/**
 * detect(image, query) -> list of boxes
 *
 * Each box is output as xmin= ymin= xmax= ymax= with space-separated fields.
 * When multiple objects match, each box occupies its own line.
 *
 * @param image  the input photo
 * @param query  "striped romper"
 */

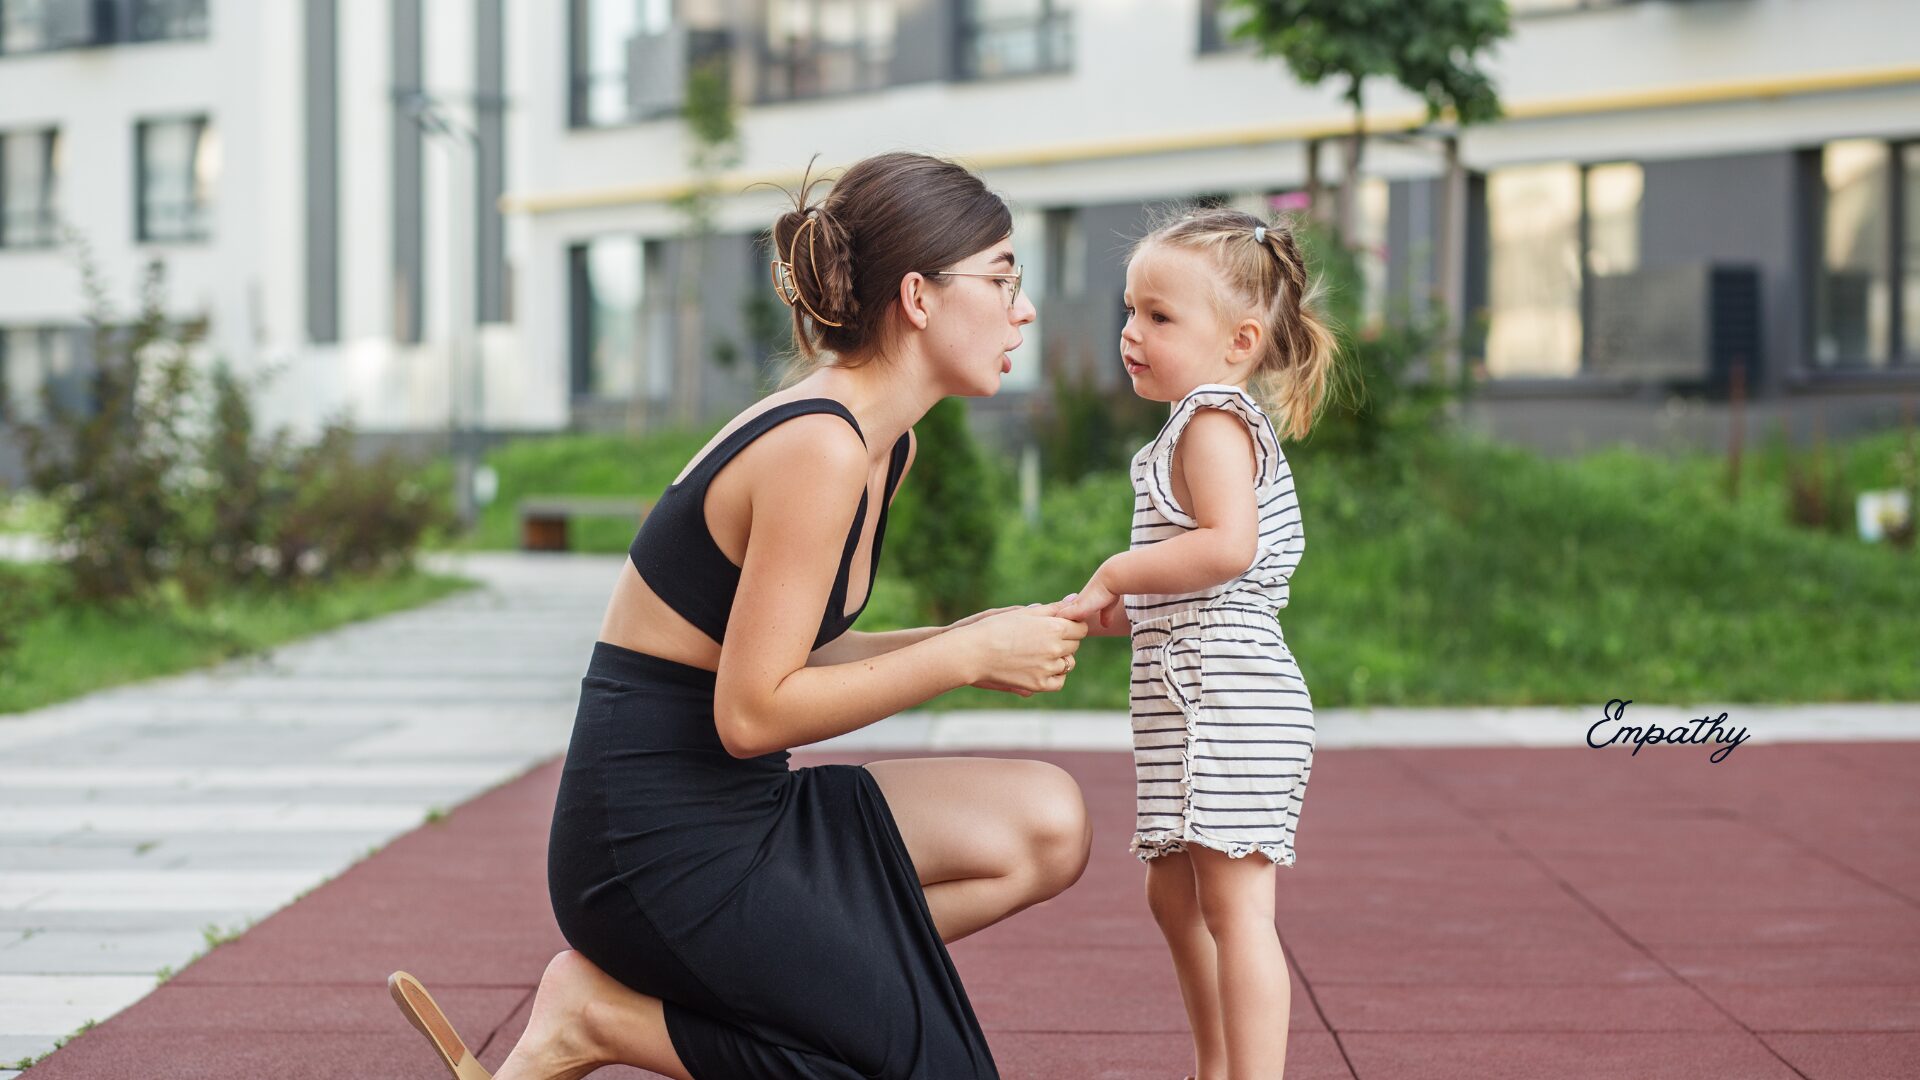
xmin=1126 ymin=383 xmax=1313 ymax=867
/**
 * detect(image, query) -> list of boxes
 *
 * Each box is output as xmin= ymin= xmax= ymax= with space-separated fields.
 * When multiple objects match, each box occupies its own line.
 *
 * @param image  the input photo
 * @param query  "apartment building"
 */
xmin=3 ymin=0 xmax=1916 ymax=477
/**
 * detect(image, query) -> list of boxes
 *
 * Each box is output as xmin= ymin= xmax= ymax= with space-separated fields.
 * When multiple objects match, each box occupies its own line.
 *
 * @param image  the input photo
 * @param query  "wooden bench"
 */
xmin=517 ymin=496 xmax=651 ymax=552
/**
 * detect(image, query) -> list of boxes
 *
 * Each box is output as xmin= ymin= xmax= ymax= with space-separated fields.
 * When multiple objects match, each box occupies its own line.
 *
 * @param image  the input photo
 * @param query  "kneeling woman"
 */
xmin=388 ymin=151 xmax=1092 ymax=1080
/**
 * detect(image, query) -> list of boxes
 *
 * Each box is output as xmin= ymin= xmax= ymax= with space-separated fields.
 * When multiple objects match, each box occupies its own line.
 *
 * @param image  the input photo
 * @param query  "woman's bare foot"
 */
xmin=490 ymin=948 xmax=691 ymax=1080
xmin=490 ymin=951 xmax=619 ymax=1080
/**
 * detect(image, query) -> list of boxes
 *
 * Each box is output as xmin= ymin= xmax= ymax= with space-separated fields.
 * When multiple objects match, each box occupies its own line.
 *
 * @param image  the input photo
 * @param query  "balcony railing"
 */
xmin=0 ymin=206 xmax=59 ymax=248
xmin=959 ymin=7 xmax=1072 ymax=80
xmin=0 ymin=0 xmax=206 ymax=56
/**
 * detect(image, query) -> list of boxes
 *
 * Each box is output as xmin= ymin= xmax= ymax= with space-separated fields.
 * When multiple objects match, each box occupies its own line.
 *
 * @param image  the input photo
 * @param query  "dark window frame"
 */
xmin=127 ymin=0 xmax=208 ymax=44
xmin=134 ymin=113 xmax=213 ymax=245
xmin=957 ymin=0 xmax=1073 ymax=82
xmin=0 ymin=0 xmax=208 ymax=57
xmin=569 ymin=233 xmax=666 ymax=403
xmin=0 ymin=126 xmax=59 ymax=250
xmin=755 ymin=0 xmax=896 ymax=105
xmin=1197 ymin=0 xmax=1253 ymax=55
xmin=1810 ymin=136 xmax=1916 ymax=373
xmin=1475 ymin=158 xmax=1648 ymax=385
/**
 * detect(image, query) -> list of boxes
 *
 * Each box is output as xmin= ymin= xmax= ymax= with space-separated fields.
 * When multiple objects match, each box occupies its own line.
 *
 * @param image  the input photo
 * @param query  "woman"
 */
xmin=389 ymin=151 xmax=1091 ymax=1080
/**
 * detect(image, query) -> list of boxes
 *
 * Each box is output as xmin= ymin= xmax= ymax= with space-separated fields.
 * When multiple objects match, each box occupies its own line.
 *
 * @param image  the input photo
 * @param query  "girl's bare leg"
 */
xmin=1190 ymin=845 xmax=1289 ymax=1080
xmin=491 ymin=949 xmax=691 ymax=1080
xmin=862 ymin=757 xmax=1093 ymax=942
xmin=1146 ymin=850 xmax=1231 ymax=1080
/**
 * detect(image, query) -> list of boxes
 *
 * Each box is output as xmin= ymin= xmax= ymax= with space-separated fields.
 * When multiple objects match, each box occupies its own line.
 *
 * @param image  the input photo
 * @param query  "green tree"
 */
xmin=887 ymin=399 xmax=997 ymax=623
xmin=1228 ymin=0 xmax=1510 ymax=242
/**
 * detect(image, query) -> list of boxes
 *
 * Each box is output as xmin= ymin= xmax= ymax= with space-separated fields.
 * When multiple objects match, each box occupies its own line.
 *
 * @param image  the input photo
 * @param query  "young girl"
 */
xmin=1056 ymin=207 xmax=1336 ymax=1080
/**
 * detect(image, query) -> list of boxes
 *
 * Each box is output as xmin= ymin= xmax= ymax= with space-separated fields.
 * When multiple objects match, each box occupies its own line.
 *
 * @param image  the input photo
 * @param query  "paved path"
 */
xmin=0 ymin=553 xmax=619 ymax=1071
xmin=4 ymin=551 xmax=1917 ymax=1076
xmin=19 ymin=741 xmax=1920 ymax=1079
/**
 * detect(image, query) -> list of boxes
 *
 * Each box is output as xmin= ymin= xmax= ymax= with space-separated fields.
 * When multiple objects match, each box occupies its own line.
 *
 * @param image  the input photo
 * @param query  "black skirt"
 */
xmin=547 ymin=641 xmax=1000 ymax=1079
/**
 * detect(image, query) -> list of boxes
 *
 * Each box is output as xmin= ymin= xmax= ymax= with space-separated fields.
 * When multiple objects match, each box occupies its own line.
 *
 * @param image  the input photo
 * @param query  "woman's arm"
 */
xmin=805 ymin=626 xmax=946 ymax=666
xmin=804 ymin=602 xmax=1033 ymax=666
xmin=712 ymin=419 xmax=1082 ymax=758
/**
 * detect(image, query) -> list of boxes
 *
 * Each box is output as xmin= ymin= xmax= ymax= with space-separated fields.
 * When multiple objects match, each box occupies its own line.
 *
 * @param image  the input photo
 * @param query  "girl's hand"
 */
xmin=951 ymin=605 xmax=1087 ymax=694
xmin=1055 ymin=570 xmax=1124 ymax=632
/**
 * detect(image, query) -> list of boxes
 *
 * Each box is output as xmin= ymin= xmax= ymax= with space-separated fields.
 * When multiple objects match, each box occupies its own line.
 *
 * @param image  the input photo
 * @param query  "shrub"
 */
xmin=19 ymin=247 xmax=447 ymax=604
xmin=885 ymin=398 xmax=999 ymax=622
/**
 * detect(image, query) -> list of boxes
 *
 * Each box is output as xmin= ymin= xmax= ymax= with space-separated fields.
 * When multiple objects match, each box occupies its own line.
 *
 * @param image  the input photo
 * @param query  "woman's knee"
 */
xmin=1017 ymin=761 xmax=1091 ymax=897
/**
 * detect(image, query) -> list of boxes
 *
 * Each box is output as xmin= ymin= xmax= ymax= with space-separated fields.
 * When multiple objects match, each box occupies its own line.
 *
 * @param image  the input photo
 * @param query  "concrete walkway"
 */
xmin=0 ymin=553 xmax=618 ymax=1072
xmin=3 ymin=551 xmax=1916 ymax=1076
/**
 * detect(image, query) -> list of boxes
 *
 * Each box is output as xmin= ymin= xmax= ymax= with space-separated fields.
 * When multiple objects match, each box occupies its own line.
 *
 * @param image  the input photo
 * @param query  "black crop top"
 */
xmin=628 ymin=398 xmax=911 ymax=652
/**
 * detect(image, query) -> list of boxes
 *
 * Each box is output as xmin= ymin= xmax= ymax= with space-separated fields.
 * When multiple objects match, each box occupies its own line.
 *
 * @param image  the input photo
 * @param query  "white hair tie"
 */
xmin=1253 ymin=225 xmax=1267 ymax=244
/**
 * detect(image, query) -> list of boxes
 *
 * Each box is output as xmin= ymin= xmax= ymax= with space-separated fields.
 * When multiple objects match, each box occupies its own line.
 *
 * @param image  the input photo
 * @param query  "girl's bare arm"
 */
xmin=1097 ymin=407 xmax=1261 ymax=597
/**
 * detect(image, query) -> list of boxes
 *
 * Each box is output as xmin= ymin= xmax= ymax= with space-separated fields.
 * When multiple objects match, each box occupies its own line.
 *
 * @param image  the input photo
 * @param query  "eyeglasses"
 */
xmin=923 ymin=265 xmax=1024 ymax=311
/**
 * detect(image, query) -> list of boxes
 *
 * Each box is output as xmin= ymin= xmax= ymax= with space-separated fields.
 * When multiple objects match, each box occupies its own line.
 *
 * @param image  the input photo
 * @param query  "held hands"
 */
xmin=1054 ymin=562 xmax=1128 ymax=634
xmin=950 ymin=601 xmax=1087 ymax=697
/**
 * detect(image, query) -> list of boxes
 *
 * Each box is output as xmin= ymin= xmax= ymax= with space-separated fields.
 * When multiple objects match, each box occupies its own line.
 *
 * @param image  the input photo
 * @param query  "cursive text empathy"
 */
xmin=1587 ymin=698 xmax=1749 ymax=763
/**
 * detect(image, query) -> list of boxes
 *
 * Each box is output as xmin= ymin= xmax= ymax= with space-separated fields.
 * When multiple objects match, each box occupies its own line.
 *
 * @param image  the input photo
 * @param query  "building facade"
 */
xmin=0 ymin=0 xmax=522 ymax=482
xmin=3 ymin=0 xmax=1917 ymax=481
xmin=515 ymin=0 xmax=1920 ymax=453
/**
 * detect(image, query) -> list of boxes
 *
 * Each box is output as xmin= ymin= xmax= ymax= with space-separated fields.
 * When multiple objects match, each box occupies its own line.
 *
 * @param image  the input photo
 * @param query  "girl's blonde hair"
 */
xmin=1133 ymin=207 xmax=1340 ymax=441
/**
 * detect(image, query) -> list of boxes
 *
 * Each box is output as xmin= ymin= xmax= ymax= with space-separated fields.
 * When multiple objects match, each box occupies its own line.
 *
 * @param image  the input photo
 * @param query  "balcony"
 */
xmin=0 ymin=0 xmax=207 ymax=57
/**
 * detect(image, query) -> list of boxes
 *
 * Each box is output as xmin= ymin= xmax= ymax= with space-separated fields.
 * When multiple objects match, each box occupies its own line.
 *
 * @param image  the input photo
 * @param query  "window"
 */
xmin=129 ymin=0 xmax=208 ymax=43
xmin=0 ymin=127 xmax=58 ymax=249
xmin=1197 ymin=0 xmax=1252 ymax=54
xmin=1043 ymin=206 xmax=1084 ymax=298
xmin=570 ymin=0 xmax=664 ymax=127
xmin=568 ymin=0 xmax=732 ymax=127
xmin=0 ymin=0 xmax=51 ymax=53
xmin=960 ymin=0 xmax=1071 ymax=80
xmin=136 ymin=116 xmax=217 ymax=243
xmin=760 ymin=0 xmax=894 ymax=101
xmin=0 ymin=325 xmax=75 ymax=424
xmin=0 ymin=0 xmax=207 ymax=54
xmin=1813 ymin=139 xmax=1916 ymax=370
xmin=569 ymin=235 xmax=670 ymax=400
xmin=1585 ymin=162 xmax=1642 ymax=277
xmin=1351 ymin=178 xmax=1391 ymax=332
xmin=1509 ymin=0 xmax=1629 ymax=13
xmin=1483 ymin=160 xmax=1643 ymax=377
xmin=1906 ymin=143 xmax=1920 ymax=364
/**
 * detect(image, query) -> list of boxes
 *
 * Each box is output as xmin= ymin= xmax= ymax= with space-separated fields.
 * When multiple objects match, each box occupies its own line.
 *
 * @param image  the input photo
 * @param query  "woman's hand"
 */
xmin=951 ymin=603 xmax=1088 ymax=695
xmin=944 ymin=604 xmax=1029 ymax=632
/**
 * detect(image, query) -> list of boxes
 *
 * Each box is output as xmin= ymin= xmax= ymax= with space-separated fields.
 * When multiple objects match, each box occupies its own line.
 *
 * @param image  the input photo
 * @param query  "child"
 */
xmin=1056 ymin=207 xmax=1336 ymax=1080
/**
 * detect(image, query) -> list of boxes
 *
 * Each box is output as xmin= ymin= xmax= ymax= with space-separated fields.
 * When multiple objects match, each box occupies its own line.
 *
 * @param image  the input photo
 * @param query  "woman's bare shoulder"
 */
xmin=732 ymin=411 xmax=870 ymax=502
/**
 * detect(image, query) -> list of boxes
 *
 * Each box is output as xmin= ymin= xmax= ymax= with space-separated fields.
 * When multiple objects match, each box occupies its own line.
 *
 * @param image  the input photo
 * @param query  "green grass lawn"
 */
xmin=0 ymin=492 xmax=58 ymax=537
xmin=420 ymin=427 xmax=725 ymax=553
xmin=0 ymin=564 xmax=476 ymax=715
xmin=410 ymin=423 xmax=1918 ymax=708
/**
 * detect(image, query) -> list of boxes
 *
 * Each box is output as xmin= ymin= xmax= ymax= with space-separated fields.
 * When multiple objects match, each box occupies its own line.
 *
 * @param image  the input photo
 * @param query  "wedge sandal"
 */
xmin=389 ymin=970 xmax=493 ymax=1080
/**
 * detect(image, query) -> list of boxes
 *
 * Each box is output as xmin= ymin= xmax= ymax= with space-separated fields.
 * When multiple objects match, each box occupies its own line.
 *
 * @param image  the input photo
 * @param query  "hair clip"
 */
xmin=768 ymin=213 xmax=844 ymax=328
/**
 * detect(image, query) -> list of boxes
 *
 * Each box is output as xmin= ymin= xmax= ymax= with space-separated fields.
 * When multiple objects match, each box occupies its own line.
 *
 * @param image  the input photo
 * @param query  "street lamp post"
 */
xmin=398 ymin=90 xmax=483 ymax=532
